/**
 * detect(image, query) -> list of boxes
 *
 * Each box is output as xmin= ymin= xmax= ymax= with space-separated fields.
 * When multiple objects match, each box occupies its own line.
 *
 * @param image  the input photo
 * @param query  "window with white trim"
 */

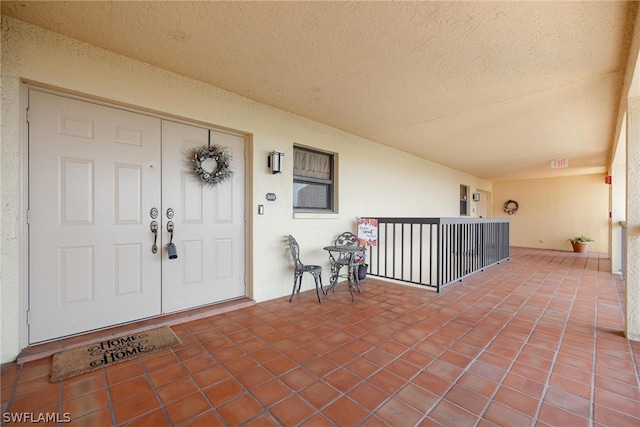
xmin=460 ymin=184 xmax=470 ymax=216
xmin=293 ymin=146 xmax=334 ymax=211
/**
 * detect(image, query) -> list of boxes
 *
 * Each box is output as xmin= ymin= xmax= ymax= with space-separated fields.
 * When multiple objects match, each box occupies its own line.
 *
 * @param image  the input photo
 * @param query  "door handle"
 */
xmin=167 ymin=221 xmax=174 ymax=244
xmin=150 ymin=221 xmax=158 ymax=254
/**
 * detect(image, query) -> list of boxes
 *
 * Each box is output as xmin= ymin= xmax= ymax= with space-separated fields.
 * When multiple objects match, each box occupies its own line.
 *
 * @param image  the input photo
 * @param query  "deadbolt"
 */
xmin=166 ymin=208 xmax=174 ymax=219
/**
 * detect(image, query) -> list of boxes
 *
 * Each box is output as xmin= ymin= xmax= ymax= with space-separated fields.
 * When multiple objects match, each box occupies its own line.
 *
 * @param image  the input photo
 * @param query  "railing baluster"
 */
xmin=418 ymin=224 xmax=423 ymax=284
xmin=401 ymin=223 xmax=405 ymax=281
xmin=392 ymin=223 xmax=396 ymax=279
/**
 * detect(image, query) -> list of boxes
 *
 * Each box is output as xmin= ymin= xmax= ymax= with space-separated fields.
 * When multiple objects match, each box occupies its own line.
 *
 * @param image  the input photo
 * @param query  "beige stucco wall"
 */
xmin=627 ymin=97 xmax=640 ymax=340
xmin=1 ymin=17 xmax=492 ymax=363
xmin=493 ymin=174 xmax=609 ymax=253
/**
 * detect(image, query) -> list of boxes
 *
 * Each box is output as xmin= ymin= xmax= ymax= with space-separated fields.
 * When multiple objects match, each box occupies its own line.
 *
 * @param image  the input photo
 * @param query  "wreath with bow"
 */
xmin=503 ymin=200 xmax=519 ymax=215
xmin=188 ymin=144 xmax=234 ymax=186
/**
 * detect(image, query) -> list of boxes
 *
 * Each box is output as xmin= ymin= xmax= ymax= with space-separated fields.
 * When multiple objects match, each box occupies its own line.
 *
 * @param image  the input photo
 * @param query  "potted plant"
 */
xmin=568 ymin=235 xmax=593 ymax=253
xmin=354 ymin=253 xmax=368 ymax=281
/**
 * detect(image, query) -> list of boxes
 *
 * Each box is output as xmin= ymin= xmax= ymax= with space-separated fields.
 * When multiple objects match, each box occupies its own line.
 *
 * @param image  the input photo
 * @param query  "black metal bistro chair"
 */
xmin=288 ymin=235 xmax=323 ymax=303
xmin=326 ymin=232 xmax=363 ymax=296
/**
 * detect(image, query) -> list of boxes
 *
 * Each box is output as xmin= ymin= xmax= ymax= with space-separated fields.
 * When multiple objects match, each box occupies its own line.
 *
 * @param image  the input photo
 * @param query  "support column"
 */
xmin=626 ymin=96 xmax=640 ymax=341
xmin=610 ymin=133 xmax=626 ymax=274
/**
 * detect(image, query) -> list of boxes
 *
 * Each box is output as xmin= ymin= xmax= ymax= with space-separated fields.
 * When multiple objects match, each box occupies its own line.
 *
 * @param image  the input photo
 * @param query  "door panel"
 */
xmin=28 ymin=90 xmax=162 ymax=343
xmin=477 ymin=189 xmax=491 ymax=218
xmin=161 ymin=121 xmax=246 ymax=313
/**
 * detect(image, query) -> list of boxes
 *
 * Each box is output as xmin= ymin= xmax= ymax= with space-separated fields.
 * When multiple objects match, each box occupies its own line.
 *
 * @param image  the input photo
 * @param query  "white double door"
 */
xmin=28 ymin=90 xmax=245 ymax=343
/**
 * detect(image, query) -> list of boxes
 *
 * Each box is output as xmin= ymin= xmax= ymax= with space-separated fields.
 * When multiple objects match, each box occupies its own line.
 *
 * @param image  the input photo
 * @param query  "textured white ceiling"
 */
xmin=2 ymin=1 xmax=637 ymax=181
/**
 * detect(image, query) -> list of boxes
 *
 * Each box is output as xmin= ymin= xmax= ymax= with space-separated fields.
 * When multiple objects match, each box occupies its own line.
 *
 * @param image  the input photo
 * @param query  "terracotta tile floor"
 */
xmin=2 ymin=247 xmax=639 ymax=426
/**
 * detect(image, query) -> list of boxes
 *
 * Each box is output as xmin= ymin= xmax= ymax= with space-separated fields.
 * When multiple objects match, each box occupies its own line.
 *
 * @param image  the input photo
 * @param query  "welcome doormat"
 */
xmin=50 ymin=326 xmax=181 ymax=382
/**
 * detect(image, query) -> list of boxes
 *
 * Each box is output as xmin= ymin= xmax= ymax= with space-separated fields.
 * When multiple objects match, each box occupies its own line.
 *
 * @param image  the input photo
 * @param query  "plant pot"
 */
xmin=571 ymin=242 xmax=589 ymax=253
xmin=357 ymin=264 xmax=368 ymax=281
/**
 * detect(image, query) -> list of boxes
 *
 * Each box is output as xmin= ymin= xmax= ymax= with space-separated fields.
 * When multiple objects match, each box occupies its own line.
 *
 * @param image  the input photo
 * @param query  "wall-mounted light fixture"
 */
xmin=472 ymin=193 xmax=481 ymax=202
xmin=268 ymin=150 xmax=284 ymax=174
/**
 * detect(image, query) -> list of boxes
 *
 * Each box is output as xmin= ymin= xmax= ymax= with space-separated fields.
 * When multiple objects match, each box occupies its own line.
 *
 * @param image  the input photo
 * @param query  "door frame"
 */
xmin=21 ymin=84 xmax=253 ymax=344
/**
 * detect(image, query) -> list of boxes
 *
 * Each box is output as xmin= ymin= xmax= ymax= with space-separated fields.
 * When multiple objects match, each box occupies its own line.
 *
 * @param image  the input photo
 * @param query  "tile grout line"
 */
xmin=610 ymin=268 xmax=640 ymax=395
xmin=236 ymin=287 xmax=432 ymax=426
xmin=341 ymin=264 xmax=539 ymax=425
xmin=353 ymin=275 xmax=502 ymax=425
xmin=529 ymin=259 xmax=590 ymax=426
xmin=588 ymin=264 xmax=602 ymax=427
xmin=56 ymin=376 xmax=63 ymax=426
xmin=4 ymin=249 xmax=636 ymax=426
xmin=353 ymin=269 xmax=511 ymax=424
xmin=177 ymin=316 xmax=282 ymax=426
xmin=2 ymin=363 xmax=23 ymax=417
xmin=139 ymin=354 xmax=174 ymax=427
xmin=101 ymin=367 xmax=118 ymax=426
xmin=466 ymin=263 xmax=567 ymax=426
